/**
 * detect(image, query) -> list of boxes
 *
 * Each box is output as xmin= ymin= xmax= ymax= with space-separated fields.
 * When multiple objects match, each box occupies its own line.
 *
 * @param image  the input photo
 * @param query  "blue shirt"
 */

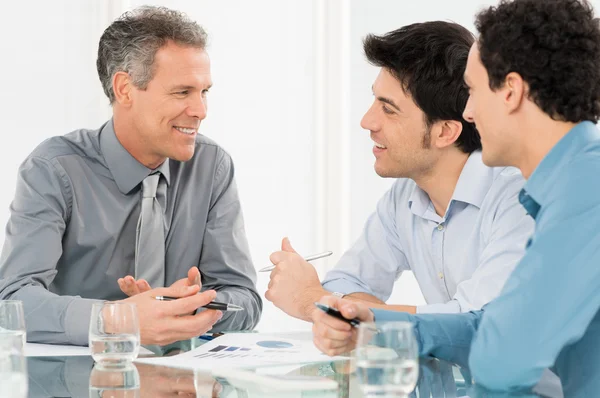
xmin=372 ymin=121 xmax=600 ymax=395
xmin=323 ymin=151 xmax=533 ymax=313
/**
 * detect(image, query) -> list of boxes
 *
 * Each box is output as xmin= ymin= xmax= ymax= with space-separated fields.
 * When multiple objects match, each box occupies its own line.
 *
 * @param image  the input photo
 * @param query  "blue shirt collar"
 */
xmin=523 ymin=121 xmax=600 ymax=214
xmin=408 ymin=150 xmax=492 ymax=219
xmin=100 ymin=119 xmax=171 ymax=195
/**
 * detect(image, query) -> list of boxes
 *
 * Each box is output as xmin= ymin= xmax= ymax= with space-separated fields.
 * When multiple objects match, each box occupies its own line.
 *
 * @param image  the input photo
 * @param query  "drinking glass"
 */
xmin=89 ymin=302 xmax=140 ymax=368
xmin=354 ymin=321 xmax=419 ymax=397
xmin=0 ymin=300 xmax=26 ymax=349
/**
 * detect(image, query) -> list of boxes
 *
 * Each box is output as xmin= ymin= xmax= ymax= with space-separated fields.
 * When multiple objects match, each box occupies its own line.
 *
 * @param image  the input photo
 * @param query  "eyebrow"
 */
xmin=170 ymin=84 xmax=213 ymax=91
xmin=372 ymin=86 xmax=401 ymax=111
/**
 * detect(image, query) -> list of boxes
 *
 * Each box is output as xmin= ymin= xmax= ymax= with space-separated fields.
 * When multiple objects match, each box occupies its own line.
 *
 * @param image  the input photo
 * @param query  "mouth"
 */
xmin=373 ymin=140 xmax=387 ymax=154
xmin=173 ymin=126 xmax=198 ymax=136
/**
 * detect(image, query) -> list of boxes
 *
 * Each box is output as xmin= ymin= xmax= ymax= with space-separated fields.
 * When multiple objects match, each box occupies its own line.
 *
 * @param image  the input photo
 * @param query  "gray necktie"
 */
xmin=135 ymin=172 xmax=166 ymax=287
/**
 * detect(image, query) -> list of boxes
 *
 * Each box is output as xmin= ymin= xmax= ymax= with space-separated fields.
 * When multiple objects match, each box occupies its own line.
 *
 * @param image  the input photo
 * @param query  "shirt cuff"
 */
xmin=416 ymin=300 xmax=461 ymax=314
xmin=64 ymin=297 xmax=101 ymax=346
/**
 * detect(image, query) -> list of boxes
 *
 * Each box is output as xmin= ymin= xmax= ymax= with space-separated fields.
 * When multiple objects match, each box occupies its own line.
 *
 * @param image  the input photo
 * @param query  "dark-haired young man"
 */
xmin=313 ymin=0 xmax=600 ymax=394
xmin=266 ymin=21 xmax=533 ymax=321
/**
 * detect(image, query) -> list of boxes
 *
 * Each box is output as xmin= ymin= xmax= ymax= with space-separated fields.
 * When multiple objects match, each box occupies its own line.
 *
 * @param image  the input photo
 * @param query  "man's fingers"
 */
xmin=313 ymin=308 xmax=353 ymax=332
xmin=281 ymin=237 xmax=297 ymax=253
xmin=187 ymin=267 xmax=201 ymax=288
xmin=313 ymin=320 xmax=352 ymax=342
xmin=172 ymin=309 xmax=223 ymax=336
xmin=163 ymin=290 xmax=217 ymax=315
xmin=152 ymin=284 xmax=200 ymax=298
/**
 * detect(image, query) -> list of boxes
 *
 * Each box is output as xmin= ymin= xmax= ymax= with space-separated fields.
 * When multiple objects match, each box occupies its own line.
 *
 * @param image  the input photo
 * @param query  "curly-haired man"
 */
xmin=312 ymin=0 xmax=600 ymax=394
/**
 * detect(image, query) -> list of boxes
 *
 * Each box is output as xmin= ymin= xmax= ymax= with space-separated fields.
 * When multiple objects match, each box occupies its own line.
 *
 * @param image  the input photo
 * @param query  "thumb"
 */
xmin=281 ymin=237 xmax=296 ymax=253
xmin=188 ymin=267 xmax=202 ymax=288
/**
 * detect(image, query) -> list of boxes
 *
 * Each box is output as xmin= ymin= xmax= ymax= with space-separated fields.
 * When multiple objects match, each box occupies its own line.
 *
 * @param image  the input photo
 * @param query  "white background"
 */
xmin=2 ymin=0 xmax=594 ymax=332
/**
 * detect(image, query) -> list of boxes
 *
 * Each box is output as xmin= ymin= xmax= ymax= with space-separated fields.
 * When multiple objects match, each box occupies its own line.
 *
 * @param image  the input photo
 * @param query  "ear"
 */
xmin=504 ymin=72 xmax=526 ymax=113
xmin=112 ymin=71 xmax=133 ymax=107
xmin=433 ymin=120 xmax=463 ymax=149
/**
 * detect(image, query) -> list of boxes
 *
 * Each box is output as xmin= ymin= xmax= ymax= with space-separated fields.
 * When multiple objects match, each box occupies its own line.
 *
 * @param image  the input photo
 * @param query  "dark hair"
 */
xmin=364 ymin=21 xmax=481 ymax=153
xmin=475 ymin=0 xmax=600 ymax=123
xmin=97 ymin=6 xmax=208 ymax=103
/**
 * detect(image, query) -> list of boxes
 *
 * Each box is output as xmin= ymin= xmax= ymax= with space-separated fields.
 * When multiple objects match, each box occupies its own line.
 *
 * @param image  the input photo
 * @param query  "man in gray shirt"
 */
xmin=0 ymin=6 xmax=261 ymax=346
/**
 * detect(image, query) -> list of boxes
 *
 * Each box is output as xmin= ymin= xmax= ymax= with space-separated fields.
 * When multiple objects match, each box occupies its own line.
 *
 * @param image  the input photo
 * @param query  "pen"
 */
xmin=258 ymin=250 xmax=333 ymax=272
xmin=151 ymin=297 xmax=244 ymax=312
xmin=314 ymin=302 xmax=361 ymax=327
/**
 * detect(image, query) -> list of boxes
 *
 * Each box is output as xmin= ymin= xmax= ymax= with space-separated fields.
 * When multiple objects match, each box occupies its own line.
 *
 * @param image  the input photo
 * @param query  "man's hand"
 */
xmin=118 ymin=284 xmax=222 ymax=346
xmin=265 ymin=237 xmax=328 ymax=321
xmin=312 ymin=295 xmax=374 ymax=356
xmin=118 ymin=267 xmax=201 ymax=297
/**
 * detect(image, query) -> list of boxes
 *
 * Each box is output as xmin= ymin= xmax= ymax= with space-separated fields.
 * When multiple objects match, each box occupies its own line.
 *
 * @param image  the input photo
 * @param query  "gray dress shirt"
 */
xmin=0 ymin=120 xmax=262 ymax=345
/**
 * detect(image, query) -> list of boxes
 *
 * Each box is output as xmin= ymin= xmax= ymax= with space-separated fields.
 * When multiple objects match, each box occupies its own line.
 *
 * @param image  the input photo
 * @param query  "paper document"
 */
xmin=25 ymin=343 xmax=154 ymax=357
xmin=135 ymin=333 xmax=346 ymax=370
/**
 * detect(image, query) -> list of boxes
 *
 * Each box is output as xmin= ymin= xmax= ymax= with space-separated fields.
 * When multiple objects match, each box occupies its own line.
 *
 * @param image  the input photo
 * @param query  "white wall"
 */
xmin=3 ymin=0 xmax=599 ymax=332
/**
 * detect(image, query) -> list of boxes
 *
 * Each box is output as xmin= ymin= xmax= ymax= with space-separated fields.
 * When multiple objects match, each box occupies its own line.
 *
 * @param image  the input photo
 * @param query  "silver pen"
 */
xmin=258 ymin=251 xmax=333 ymax=272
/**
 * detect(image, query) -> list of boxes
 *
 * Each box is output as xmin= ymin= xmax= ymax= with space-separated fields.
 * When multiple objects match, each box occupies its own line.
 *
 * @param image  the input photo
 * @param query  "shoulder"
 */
xmin=28 ymin=127 xmax=101 ymax=164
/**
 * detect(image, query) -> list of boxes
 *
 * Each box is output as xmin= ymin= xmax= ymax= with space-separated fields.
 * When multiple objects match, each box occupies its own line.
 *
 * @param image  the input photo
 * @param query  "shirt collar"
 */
xmin=524 ymin=121 xmax=600 ymax=209
xmin=100 ymin=119 xmax=171 ymax=195
xmin=408 ymin=150 xmax=492 ymax=218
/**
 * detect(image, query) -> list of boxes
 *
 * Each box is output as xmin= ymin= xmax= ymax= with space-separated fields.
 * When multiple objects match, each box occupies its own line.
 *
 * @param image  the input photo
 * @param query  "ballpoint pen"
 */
xmin=258 ymin=250 xmax=333 ymax=272
xmin=151 ymin=297 xmax=244 ymax=312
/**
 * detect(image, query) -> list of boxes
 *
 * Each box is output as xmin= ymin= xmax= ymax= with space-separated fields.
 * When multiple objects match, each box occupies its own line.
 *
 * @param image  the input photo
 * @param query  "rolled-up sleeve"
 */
xmin=199 ymin=150 xmax=262 ymax=331
xmin=0 ymin=156 xmax=100 ymax=345
xmin=322 ymin=183 xmax=409 ymax=301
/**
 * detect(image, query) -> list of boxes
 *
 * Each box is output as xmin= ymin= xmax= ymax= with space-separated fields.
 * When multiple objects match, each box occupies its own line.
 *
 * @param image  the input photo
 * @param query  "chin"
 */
xmin=170 ymin=149 xmax=196 ymax=162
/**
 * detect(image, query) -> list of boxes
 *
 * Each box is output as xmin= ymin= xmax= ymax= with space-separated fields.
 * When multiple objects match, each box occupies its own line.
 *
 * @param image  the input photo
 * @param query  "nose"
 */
xmin=463 ymin=96 xmax=474 ymax=123
xmin=360 ymin=102 xmax=380 ymax=132
xmin=187 ymin=93 xmax=208 ymax=120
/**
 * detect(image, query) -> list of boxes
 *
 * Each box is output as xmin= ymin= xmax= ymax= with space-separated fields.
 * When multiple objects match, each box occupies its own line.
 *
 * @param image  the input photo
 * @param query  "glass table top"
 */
xmin=23 ymin=334 xmax=561 ymax=398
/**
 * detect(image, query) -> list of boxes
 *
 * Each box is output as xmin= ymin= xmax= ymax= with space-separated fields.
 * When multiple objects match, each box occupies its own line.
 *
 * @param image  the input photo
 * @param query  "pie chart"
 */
xmin=256 ymin=340 xmax=294 ymax=349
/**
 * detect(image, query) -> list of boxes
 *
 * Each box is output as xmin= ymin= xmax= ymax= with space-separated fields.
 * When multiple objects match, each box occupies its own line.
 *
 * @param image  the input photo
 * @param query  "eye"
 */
xmin=201 ymin=88 xmax=210 ymax=96
xmin=174 ymin=90 xmax=189 ymax=96
xmin=382 ymin=105 xmax=394 ymax=115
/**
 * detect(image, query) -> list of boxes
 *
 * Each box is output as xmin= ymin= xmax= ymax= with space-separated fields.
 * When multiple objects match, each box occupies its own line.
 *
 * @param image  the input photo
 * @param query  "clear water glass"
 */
xmin=89 ymin=362 xmax=140 ymax=397
xmin=0 ymin=331 xmax=28 ymax=398
xmin=0 ymin=300 xmax=26 ymax=349
xmin=354 ymin=321 xmax=419 ymax=397
xmin=89 ymin=302 xmax=140 ymax=368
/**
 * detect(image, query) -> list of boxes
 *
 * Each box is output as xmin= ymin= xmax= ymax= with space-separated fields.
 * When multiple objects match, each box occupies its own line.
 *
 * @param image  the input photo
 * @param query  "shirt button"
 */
xmin=438 ymin=272 xmax=444 ymax=279
xmin=437 ymin=224 xmax=445 ymax=231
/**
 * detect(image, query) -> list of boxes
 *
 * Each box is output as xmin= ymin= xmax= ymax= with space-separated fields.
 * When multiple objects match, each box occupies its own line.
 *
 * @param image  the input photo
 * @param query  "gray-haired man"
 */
xmin=0 ymin=6 xmax=262 ymax=346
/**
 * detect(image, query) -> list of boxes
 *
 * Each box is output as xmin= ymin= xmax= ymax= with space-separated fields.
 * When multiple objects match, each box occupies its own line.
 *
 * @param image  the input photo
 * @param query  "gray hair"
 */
xmin=97 ymin=6 xmax=208 ymax=103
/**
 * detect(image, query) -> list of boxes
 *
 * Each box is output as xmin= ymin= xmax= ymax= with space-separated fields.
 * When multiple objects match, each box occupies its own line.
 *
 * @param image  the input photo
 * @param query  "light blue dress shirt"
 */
xmin=322 ymin=151 xmax=534 ymax=313
xmin=371 ymin=121 xmax=600 ymax=396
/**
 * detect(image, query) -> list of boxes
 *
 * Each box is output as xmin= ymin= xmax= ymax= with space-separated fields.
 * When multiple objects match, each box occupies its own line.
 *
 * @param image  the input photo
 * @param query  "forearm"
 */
xmin=5 ymin=284 xmax=99 ymax=345
xmin=372 ymin=309 xmax=482 ymax=369
xmin=344 ymin=292 xmax=417 ymax=314
xmin=345 ymin=292 xmax=417 ymax=314
xmin=210 ymin=286 xmax=263 ymax=331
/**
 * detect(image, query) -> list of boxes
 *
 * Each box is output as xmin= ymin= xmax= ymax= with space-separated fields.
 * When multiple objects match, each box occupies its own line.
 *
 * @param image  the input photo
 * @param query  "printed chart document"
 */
xmin=135 ymin=333 xmax=346 ymax=370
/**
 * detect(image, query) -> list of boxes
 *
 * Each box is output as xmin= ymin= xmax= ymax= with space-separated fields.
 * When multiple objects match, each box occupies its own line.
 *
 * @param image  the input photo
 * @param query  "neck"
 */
xmin=414 ymin=149 xmax=470 ymax=217
xmin=113 ymin=112 xmax=166 ymax=169
xmin=514 ymin=118 xmax=577 ymax=179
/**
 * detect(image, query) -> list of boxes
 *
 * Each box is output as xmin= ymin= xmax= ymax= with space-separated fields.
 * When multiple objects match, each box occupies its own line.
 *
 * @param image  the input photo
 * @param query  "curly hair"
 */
xmin=363 ymin=21 xmax=481 ymax=154
xmin=475 ymin=0 xmax=600 ymax=123
xmin=97 ymin=6 xmax=207 ymax=103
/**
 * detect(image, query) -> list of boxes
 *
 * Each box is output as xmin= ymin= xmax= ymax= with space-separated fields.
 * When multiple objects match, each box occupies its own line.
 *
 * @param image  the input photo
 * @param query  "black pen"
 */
xmin=152 ymin=296 xmax=244 ymax=312
xmin=314 ymin=302 xmax=361 ymax=327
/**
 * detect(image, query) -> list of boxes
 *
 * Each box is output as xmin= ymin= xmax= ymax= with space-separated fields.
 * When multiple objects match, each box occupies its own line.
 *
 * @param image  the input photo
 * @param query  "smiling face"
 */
xmin=121 ymin=41 xmax=212 ymax=168
xmin=462 ymin=44 xmax=514 ymax=167
xmin=361 ymin=68 xmax=438 ymax=178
